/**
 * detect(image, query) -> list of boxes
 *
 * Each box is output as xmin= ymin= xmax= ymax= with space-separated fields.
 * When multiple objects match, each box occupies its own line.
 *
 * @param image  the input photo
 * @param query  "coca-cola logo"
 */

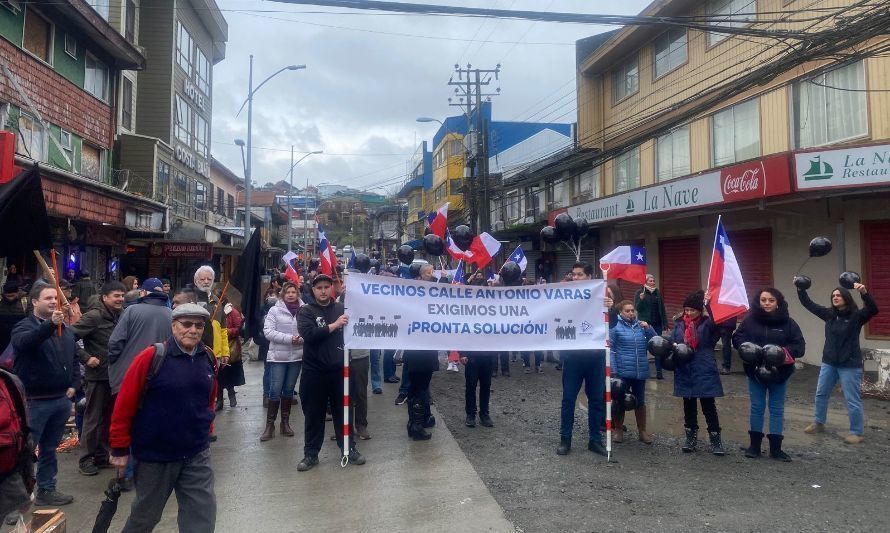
xmin=722 ymin=167 xmax=763 ymax=197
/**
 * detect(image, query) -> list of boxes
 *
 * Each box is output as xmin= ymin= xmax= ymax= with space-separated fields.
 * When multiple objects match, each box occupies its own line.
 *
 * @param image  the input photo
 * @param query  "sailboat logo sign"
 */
xmin=795 ymin=144 xmax=890 ymax=190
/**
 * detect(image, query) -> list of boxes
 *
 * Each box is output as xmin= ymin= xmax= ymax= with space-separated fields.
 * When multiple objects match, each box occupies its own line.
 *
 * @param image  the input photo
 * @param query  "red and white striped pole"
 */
xmin=342 ymin=348 xmax=351 ymax=467
xmin=601 ymin=267 xmax=612 ymax=462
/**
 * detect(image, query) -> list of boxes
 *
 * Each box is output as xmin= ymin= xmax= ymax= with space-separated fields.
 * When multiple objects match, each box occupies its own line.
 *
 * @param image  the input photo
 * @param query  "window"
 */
xmin=450 ymin=139 xmax=462 ymax=157
xmin=206 ymin=183 xmax=214 ymax=212
xmin=174 ymin=172 xmax=188 ymax=203
xmin=64 ymin=33 xmax=77 ymax=58
xmin=434 ymin=147 xmax=446 ymax=168
xmin=653 ymin=28 xmax=687 ymax=79
xmin=176 ymin=22 xmax=193 ymax=75
xmin=195 ymin=114 xmax=208 ymax=157
xmin=156 ymin=161 xmax=171 ymax=200
xmin=449 ymin=178 xmax=462 ymax=195
xmin=85 ymin=54 xmax=109 ymax=102
xmin=59 ymin=130 xmax=73 ymax=161
xmin=175 ymin=95 xmax=193 ymax=145
xmin=217 ymin=188 xmax=225 ymax=215
xmin=87 ymin=0 xmax=109 ymax=20
xmin=572 ymin=166 xmax=599 ymax=202
xmin=80 ymin=144 xmax=102 ymax=181
xmin=195 ymin=181 xmax=206 ymax=210
xmin=196 ymin=48 xmax=210 ymax=95
xmin=121 ymin=78 xmax=134 ymax=131
xmin=227 ymin=193 xmax=235 ymax=218
xmin=707 ymin=0 xmax=756 ymax=47
xmin=16 ymin=114 xmax=46 ymax=161
xmin=550 ymin=179 xmax=569 ymax=209
xmin=612 ymin=56 xmax=639 ymax=103
xmin=792 ymin=61 xmax=867 ymax=149
xmin=23 ymin=8 xmax=52 ymax=63
xmin=657 ymin=126 xmax=690 ymax=181
xmin=434 ymin=184 xmax=445 ymax=202
xmin=125 ymin=0 xmax=137 ymax=44
xmin=504 ymin=192 xmax=520 ymax=222
xmin=712 ymin=99 xmax=760 ymax=166
xmin=613 ymin=148 xmax=641 ymax=192
xmin=525 ymin=187 xmax=542 ymax=217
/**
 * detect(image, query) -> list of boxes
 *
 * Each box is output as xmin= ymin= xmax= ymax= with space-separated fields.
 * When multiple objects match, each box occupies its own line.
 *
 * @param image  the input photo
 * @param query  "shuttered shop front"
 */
xmin=728 ymin=228 xmax=773 ymax=293
xmin=659 ymin=237 xmax=701 ymax=320
xmin=863 ymin=220 xmax=890 ymax=337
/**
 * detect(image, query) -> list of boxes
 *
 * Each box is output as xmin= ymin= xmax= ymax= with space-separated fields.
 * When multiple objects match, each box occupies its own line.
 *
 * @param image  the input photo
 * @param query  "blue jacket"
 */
xmin=671 ymin=317 xmax=724 ymax=398
xmin=11 ymin=315 xmax=80 ymax=399
xmin=609 ymin=318 xmax=656 ymax=380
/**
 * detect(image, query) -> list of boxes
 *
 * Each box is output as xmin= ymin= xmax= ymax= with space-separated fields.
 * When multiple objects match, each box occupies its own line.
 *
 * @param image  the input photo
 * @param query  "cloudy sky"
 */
xmin=211 ymin=0 xmax=651 ymax=194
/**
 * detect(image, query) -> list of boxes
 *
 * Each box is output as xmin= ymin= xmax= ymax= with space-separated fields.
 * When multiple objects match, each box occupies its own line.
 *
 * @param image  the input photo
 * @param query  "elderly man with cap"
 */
xmin=110 ymin=303 xmax=219 ymax=532
xmin=296 ymin=273 xmax=365 ymax=471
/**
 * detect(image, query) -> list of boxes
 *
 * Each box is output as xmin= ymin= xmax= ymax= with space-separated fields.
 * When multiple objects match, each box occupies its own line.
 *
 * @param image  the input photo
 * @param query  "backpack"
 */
xmin=0 ymin=369 xmax=35 ymax=492
xmin=139 ymin=342 xmax=218 ymax=409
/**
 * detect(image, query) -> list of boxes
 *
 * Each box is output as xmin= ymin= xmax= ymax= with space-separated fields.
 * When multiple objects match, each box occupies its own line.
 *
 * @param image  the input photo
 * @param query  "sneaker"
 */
xmin=384 ymin=377 xmax=400 ymax=383
xmin=79 ymin=459 xmax=99 ymax=476
xmin=479 ymin=414 xmax=494 ymax=427
xmin=465 ymin=415 xmax=476 ymax=427
xmin=395 ymin=393 xmax=408 ymax=405
xmin=35 ymin=489 xmax=74 ymax=506
xmin=524 ymin=367 xmax=531 ymax=374
xmin=720 ymin=367 xmax=731 ymax=375
xmin=804 ymin=422 xmax=825 ymax=434
xmin=844 ymin=434 xmax=864 ymax=444
xmin=537 ymin=367 xmax=544 ymax=374
xmin=372 ymin=388 xmax=383 ymax=395
xmin=297 ymin=456 xmax=319 ymax=472
xmin=348 ymin=448 xmax=366 ymax=465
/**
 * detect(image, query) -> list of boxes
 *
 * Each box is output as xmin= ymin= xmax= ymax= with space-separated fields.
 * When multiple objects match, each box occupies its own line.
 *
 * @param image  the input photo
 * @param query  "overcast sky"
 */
xmin=211 ymin=0 xmax=652 ymax=194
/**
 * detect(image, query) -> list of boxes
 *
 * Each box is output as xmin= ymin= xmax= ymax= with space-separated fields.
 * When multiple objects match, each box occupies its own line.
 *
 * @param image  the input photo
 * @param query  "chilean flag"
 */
xmin=451 ymin=259 xmax=465 ymax=285
xmin=317 ymin=224 xmax=336 ymax=276
xmin=599 ymin=246 xmax=647 ymax=284
xmin=445 ymin=228 xmax=472 ymax=261
xmin=467 ymin=232 xmax=501 ymax=269
xmin=427 ymin=202 xmax=449 ymax=239
xmin=509 ymin=245 xmax=528 ymax=273
xmin=707 ymin=217 xmax=749 ymax=323
xmin=282 ymin=251 xmax=301 ymax=285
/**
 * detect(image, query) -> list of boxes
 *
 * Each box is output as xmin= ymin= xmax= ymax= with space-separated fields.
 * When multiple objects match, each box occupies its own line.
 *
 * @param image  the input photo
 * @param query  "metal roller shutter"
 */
xmin=863 ymin=220 xmax=890 ymax=337
xmin=728 ymin=228 xmax=773 ymax=295
xmin=659 ymin=237 xmax=701 ymax=320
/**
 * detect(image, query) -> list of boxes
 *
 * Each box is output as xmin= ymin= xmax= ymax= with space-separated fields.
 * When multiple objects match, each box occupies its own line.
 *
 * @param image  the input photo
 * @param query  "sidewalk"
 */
xmin=37 ymin=361 xmax=515 ymax=533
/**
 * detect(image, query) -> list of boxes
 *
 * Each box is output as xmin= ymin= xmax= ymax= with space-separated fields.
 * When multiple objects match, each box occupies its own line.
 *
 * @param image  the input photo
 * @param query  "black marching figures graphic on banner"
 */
xmin=353 ymin=315 xmax=401 ymax=338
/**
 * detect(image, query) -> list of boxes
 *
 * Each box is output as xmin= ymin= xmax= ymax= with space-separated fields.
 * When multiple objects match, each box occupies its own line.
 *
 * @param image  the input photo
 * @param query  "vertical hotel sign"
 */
xmin=795 ymin=143 xmax=890 ymax=190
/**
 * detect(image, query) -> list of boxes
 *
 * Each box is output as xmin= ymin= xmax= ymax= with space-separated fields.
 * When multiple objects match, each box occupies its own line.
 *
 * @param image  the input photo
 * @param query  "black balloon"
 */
xmin=793 ymin=275 xmax=812 ymax=291
xmin=409 ymin=262 xmax=422 ymax=279
xmin=573 ymin=218 xmax=589 ymax=241
xmin=755 ymin=365 xmax=779 ymax=384
xmin=839 ymin=271 xmax=861 ymax=290
xmin=674 ymin=343 xmax=694 ymax=364
xmin=762 ymin=344 xmax=785 ymax=367
xmin=353 ymin=253 xmax=371 ymax=273
xmin=809 ymin=236 xmax=832 ymax=257
xmin=622 ymin=393 xmax=638 ymax=411
xmin=738 ymin=342 xmax=763 ymax=365
xmin=388 ymin=265 xmax=400 ymax=276
xmin=611 ymin=378 xmax=628 ymax=398
xmin=553 ymin=213 xmax=576 ymax=240
xmin=370 ymin=250 xmax=381 ymax=260
xmin=452 ymin=225 xmax=474 ymax=250
xmin=500 ymin=261 xmax=522 ymax=284
xmin=368 ymin=259 xmax=380 ymax=273
xmin=540 ymin=225 xmax=560 ymax=244
xmin=661 ymin=353 xmax=677 ymax=371
xmin=397 ymin=244 xmax=415 ymax=265
xmin=422 ymin=234 xmax=445 ymax=256
xmin=647 ymin=336 xmax=674 ymax=359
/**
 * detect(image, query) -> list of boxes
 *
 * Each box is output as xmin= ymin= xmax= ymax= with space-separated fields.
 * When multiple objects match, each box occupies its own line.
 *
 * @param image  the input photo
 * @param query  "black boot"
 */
xmin=708 ymin=431 xmax=725 ymax=456
xmin=407 ymin=402 xmax=431 ymax=441
xmin=556 ymin=437 xmax=571 ymax=456
xmin=215 ymin=388 xmax=224 ymax=411
xmin=228 ymin=388 xmax=237 ymax=408
xmin=682 ymin=427 xmax=697 ymax=453
xmin=767 ymin=434 xmax=791 ymax=462
xmin=744 ymin=431 xmax=763 ymax=458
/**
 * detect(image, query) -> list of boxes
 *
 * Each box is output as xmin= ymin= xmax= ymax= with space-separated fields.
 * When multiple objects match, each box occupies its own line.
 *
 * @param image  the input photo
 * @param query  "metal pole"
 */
xmin=288 ymin=145 xmax=294 ymax=252
xmin=305 ymin=174 xmax=310 ymax=270
xmin=244 ymin=55 xmax=254 ymax=244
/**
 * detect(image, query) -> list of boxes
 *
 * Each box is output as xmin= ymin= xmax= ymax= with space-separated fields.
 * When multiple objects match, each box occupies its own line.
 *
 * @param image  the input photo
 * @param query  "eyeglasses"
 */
xmin=176 ymin=320 xmax=206 ymax=330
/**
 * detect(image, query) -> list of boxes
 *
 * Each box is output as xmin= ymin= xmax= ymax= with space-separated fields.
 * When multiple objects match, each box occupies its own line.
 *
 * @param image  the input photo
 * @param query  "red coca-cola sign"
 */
xmin=720 ymin=155 xmax=792 ymax=202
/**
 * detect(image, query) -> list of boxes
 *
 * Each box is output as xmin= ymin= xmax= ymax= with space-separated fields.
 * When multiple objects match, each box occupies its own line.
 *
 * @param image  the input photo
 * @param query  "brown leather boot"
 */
xmin=280 ymin=397 xmax=295 ymax=437
xmin=613 ymin=411 xmax=625 ymax=443
xmin=635 ymin=406 xmax=652 ymax=444
xmin=260 ymin=400 xmax=279 ymax=442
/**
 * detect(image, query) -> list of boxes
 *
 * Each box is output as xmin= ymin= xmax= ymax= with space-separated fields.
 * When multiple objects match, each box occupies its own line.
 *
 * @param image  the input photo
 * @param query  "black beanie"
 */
xmin=683 ymin=290 xmax=705 ymax=312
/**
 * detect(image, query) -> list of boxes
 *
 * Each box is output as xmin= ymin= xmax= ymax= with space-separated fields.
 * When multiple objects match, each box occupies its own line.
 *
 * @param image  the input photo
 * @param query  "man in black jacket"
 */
xmin=296 ymin=274 xmax=365 ymax=471
xmin=11 ymin=284 xmax=80 ymax=506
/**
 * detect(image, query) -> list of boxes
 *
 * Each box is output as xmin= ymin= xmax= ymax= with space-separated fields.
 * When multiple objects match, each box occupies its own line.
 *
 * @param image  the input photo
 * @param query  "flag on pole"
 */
xmin=707 ymin=217 xmax=749 ymax=323
xmin=317 ymin=224 xmax=336 ymax=276
xmin=230 ymin=229 xmax=264 ymax=340
xmin=486 ymin=267 xmax=496 ymax=283
xmin=451 ymin=259 xmax=464 ymax=285
xmin=445 ymin=228 xmax=472 ymax=261
xmin=281 ymin=251 xmax=301 ymax=285
xmin=466 ymin=232 xmax=501 ymax=268
xmin=347 ymin=247 xmax=357 ymax=269
xmin=508 ymin=245 xmax=528 ymax=272
xmin=0 ymin=165 xmax=52 ymax=257
xmin=426 ymin=202 xmax=449 ymax=239
xmin=599 ymin=246 xmax=647 ymax=284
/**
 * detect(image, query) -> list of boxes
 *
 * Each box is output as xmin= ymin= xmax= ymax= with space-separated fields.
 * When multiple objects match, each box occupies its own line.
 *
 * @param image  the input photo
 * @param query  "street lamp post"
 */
xmin=236 ymin=56 xmax=306 ymax=245
xmin=287 ymin=148 xmax=323 ymax=252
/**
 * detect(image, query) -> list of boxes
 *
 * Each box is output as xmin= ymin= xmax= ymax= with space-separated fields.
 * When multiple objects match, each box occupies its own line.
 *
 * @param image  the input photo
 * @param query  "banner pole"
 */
xmin=601 ymin=266 xmax=612 ymax=462
xmin=705 ymin=214 xmax=721 ymax=291
xmin=341 ymin=347 xmax=350 ymax=467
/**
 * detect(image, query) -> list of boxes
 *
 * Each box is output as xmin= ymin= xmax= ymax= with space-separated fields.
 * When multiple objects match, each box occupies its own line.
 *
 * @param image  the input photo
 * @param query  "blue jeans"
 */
xmin=747 ymin=377 xmax=788 ymax=435
xmin=560 ymin=351 xmax=605 ymax=441
xmin=267 ymin=361 xmax=302 ymax=401
xmin=28 ymin=396 xmax=72 ymax=491
xmin=263 ymin=361 xmax=271 ymax=398
xmin=370 ymin=350 xmax=382 ymax=390
xmin=399 ymin=364 xmax=412 ymax=396
xmin=814 ymin=363 xmax=864 ymax=435
xmin=383 ymin=349 xmax=396 ymax=381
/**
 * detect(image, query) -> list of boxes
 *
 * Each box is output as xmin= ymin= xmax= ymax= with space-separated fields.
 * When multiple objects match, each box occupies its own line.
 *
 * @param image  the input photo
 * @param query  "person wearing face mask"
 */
xmin=798 ymin=281 xmax=877 ymax=444
xmin=634 ymin=274 xmax=668 ymax=379
xmin=732 ymin=288 xmax=805 ymax=461
xmin=609 ymin=300 xmax=656 ymax=444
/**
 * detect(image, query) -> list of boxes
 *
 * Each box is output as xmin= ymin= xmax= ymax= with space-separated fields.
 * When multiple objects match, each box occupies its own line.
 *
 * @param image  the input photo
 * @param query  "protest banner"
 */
xmin=344 ymin=273 xmax=606 ymax=351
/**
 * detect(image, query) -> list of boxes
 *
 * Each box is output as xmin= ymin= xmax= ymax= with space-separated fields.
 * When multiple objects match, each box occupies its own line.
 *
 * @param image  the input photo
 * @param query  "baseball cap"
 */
xmin=312 ymin=274 xmax=333 ymax=286
xmin=141 ymin=278 xmax=164 ymax=293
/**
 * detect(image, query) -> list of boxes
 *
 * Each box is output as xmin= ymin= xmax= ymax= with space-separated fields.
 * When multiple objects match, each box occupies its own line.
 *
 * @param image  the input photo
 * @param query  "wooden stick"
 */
xmin=50 ymin=249 xmax=64 ymax=336
xmin=32 ymin=249 xmax=69 ymax=310
xmin=211 ymin=280 xmax=231 ymax=320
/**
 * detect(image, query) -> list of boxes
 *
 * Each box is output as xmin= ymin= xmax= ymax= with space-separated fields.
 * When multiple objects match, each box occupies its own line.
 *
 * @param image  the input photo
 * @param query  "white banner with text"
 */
xmin=344 ymin=273 xmax=606 ymax=351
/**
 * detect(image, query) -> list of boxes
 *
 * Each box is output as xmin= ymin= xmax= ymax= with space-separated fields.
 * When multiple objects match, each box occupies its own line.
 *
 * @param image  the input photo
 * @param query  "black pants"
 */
xmin=683 ymin=397 xmax=720 ymax=432
xmin=80 ymin=379 xmax=112 ymax=465
xmin=493 ymin=352 xmax=510 ymax=374
xmin=407 ymin=371 xmax=432 ymax=404
xmin=522 ymin=351 xmax=542 ymax=368
xmin=299 ymin=367 xmax=355 ymax=457
xmin=720 ymin=329 xmax=734 ymax=370
xmin=464 ymin=355 xmax=493 ymax=416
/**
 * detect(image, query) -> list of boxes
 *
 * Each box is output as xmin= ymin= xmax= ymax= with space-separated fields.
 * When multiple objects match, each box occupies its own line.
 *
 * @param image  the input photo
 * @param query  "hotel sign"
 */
xmin=175 ymin=145 xmax=209 ymax=178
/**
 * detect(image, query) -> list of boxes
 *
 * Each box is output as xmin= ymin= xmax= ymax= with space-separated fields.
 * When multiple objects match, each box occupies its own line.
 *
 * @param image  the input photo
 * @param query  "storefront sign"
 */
xmin=149 ymin=242 xmax=212 ymax=259
xmin=175 ymin=145 xmax=209 ymax=177
xmin=563 ymin=155 xmax=792 ymax=224
xmin=794 ymin=143 xmax=890 ymax=190
xmin=183 ymin=80 xmax=207 ymax=111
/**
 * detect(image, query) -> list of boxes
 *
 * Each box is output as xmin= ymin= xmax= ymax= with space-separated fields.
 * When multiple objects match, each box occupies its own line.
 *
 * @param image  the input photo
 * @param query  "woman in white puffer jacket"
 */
xmin=260 ymin=282 xmax=304 ymax=442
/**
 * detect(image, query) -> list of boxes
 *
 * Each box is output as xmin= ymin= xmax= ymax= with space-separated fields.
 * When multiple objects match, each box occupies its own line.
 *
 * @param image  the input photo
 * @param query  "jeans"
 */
xmin=494 ymin=352 xmax=510 ymax=375
xmin=748 ymin=377 xmax=788 ymax=435
xmin=522 ymin=351 xmax=542 ymax=369
xmin=683 ymin=397 xmax=719 ymax=431
xmin=559 ymin=351 xmax=605 ymax=441
xmin=814 ymin=363 xmax=864 ymax=435
xmin=398 ymin=366 xmax=412 ymax=396
xmin=267 ymin=361 xmax=302 ymax=401
xmin=720 ymin=329 xmax=733 ymax=370
xmin=262 ymin=361 xmax=271 ymax=398
xmin=27 ymin=396 xmax=72 ymax=491
xmin=370 ymin=350 xmax=382 ymax=390
xmin=383 ymin=349 xmax=396 ymax=380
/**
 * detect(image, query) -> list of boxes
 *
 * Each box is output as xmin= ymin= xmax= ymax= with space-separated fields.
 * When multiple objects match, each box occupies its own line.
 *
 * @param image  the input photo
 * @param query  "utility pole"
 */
xmin=448 ymin=64 xmax=500 ymax=234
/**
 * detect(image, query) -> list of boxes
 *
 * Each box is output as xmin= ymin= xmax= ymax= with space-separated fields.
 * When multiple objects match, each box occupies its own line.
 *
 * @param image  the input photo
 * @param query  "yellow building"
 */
xmin=425 ymin=132 xmax=466 ymax=223
xmin=568 ymin=0 xmax=890 ymax=360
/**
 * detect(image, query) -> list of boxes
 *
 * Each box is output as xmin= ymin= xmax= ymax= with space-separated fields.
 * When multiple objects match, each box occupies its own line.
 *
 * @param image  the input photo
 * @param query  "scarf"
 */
xmin=683 ymin=314 xmax=701 ymax=350
xmin=285 ymin=300 xmax=301 ymax=316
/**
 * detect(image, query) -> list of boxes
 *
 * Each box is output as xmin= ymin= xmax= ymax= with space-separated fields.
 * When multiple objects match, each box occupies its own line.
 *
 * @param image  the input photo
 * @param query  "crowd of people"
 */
xmin=0 ymin=253 xmax=879 ymax=531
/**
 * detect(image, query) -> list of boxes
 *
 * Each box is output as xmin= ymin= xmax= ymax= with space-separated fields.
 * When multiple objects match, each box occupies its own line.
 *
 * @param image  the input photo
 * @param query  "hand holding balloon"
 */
xmin=853 ymin=282 xmax=867 ymax=295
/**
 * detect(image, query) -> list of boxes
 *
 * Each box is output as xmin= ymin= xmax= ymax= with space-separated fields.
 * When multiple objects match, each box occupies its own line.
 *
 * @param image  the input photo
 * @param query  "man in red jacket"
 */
xmin=109 ymin=303 xmax=217 ymax=533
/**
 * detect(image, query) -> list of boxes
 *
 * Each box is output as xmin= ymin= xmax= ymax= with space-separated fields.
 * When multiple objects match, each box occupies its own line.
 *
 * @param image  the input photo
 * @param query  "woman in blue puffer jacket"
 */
xmin=609 ymin=300 xmax=656 ymax=444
